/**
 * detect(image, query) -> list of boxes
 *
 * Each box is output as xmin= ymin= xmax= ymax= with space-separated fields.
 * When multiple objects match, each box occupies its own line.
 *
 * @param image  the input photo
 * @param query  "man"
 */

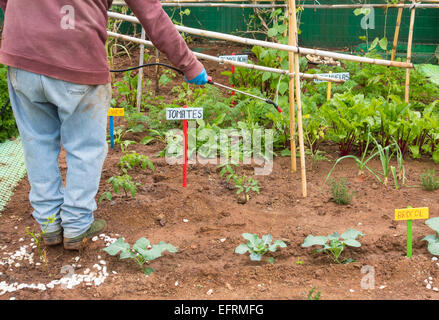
xmin=0 ymin=0 xmax=208 ymax=250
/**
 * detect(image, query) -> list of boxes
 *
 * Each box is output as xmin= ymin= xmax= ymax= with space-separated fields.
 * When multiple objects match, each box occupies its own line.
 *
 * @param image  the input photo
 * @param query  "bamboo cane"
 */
xmin=288 ymin=0 xmax=297 ymax=173
xmin=290 ymin=0 xmax=307 ymax=197
xmin=107 ymin=12 xmax=414 ymax=69
xmin=107 ymin=31 xmax=346 ymax=83
xmin=136 ymin=28 xmax=146 ymax=112
xmin=405 ymin=3 xmax=416 ymax=102
xmin=391 ymin=4 xmax=404 ymax=61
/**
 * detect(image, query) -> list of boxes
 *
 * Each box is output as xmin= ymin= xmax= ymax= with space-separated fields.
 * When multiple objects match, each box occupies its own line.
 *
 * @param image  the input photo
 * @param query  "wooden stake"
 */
xmin=290 ymin=0 xmax=307 ymax=197
xmin=405 ymin=4 xmax=416 ymax=103
xmin=288 ymin=1 xmax=297 ymax=173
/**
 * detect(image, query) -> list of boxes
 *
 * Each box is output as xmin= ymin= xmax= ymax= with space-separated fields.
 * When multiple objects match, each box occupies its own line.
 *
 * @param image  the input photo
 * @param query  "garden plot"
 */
xmin=0 ymin=42 xmax=439 ymax=300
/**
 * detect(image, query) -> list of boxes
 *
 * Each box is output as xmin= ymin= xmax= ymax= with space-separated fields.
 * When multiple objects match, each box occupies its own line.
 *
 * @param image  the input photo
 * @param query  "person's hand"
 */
xmin=185 ymin=69 xmax=208 ymax=85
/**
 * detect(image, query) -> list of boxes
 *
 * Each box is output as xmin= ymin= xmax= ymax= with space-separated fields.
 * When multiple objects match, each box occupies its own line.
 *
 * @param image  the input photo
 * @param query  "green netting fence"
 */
xmin=0 ymin=137 xmax=26 ymax=214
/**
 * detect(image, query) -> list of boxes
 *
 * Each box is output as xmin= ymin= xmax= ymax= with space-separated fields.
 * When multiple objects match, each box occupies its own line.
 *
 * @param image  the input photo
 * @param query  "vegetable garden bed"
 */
xmin=1 ymin=42 xmax=439 ymax=300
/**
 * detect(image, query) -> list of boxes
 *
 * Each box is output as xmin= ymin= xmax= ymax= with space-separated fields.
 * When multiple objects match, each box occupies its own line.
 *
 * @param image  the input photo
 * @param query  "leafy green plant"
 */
xmin=235 ymin=233 xmax=287 ymax=263
xmin=120 ymin=151 xmax=154 ymax=172
xmin=422 ymin=218 xmax=439 ymax=255
xmin=420 ymin=169 xmax=439 ymax=191
xmin=103 ymin=237 xmax=177 ymax=275
xmin=328 ymin=178 xmax=352 ymax=205
xmin=25 ymin=213 xmax=56 ymax=275
xmin=302 ymin=229 xmax=364 ymax=264
xmin=219 ymin=163 xmax=260 ymax=201
xmin=99 ymin=174 xmax=141 ymax=202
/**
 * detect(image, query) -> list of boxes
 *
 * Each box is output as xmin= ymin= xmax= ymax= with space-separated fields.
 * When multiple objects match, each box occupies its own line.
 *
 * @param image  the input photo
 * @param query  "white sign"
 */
xmin=218 ymin=55 xmax=249 ymax=63
xmin=314 ymin=72 xmax=350 ymax=83
xmin=166 ymin=108 xmax=203 ymax=121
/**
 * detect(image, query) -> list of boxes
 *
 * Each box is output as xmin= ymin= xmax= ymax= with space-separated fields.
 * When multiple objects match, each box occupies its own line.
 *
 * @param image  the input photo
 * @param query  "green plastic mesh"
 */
xmin=0 ymin=137 xmax=26 ymax=214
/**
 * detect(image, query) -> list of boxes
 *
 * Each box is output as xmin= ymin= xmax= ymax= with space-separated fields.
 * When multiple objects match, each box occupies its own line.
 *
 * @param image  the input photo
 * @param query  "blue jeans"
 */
xmin=7 ymin=67 xmax=111 ymax=238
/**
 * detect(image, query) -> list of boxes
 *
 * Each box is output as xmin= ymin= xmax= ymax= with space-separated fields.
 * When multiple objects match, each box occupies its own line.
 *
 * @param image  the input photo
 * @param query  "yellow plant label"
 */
xmin=108 ymin=108 xmax=124 ymax=117
xmin=395 ymin=207 xmax=429 ymax=221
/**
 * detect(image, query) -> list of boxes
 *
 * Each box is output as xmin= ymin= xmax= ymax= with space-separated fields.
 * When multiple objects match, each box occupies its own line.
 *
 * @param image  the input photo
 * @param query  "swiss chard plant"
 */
xmin=103 ymin=237 xmax=177 ymax=275
xmin=422 ymin=218 xmax=439 ymax=256
xmin=235 ymin=233 xmax=287 ymax=263
xmin=302 ymin=229 xmax=364 ymax=264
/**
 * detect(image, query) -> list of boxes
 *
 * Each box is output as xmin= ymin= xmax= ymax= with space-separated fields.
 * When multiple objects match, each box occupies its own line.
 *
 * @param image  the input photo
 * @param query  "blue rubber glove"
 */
xmin=185 ymin=69 xmax=209 ymax=85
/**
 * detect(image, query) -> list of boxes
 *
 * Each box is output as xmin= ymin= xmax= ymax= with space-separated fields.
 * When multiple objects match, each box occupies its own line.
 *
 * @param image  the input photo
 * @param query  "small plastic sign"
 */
xmin=108 ymin=108 xmax=125 ymax=117
xmin=314 ymin=72 xmax=350 ymax=83
xmin=395 ymin=207 xmax=429 ymax=221
xmin=219 ymin=55 xmax=249 ymax=63
xmin=166 ymin=108 xmax=203 ymax=121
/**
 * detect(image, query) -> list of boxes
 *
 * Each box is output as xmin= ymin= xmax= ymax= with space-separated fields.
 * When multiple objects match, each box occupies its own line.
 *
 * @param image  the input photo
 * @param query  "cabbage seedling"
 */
xmin=103 ymin=237 xmax=177 ymax=275
xmin=302 ymin=229 xmax=364 ymax=264
xmin=235 ymin=233 xmax=287 ymax=263
xmin=422 ymin=217 xmax=439 ymax=255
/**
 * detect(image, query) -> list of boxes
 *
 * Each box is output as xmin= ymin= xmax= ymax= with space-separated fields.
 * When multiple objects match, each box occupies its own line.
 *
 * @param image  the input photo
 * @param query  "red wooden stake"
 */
xmin=182 ymin=105 xmax=187 ymax=187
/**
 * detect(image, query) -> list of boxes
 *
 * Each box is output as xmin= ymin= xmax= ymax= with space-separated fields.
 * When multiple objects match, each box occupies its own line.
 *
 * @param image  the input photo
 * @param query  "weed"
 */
xmin=420 ymin=169 xmax=439 ymax=191
xmin=307 ymin=286 xmax=321 ymax=300
xmin=25 ymin=213 xmax=56 ymax=275
xmin=329 ymin=178 xmax=352 ymax=205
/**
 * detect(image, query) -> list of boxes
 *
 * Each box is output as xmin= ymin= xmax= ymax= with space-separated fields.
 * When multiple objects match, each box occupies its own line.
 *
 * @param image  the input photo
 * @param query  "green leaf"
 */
xmin=143 ymin=267 xmax=154 ymax=275
xmin=341 ymin=228 xmax=364 ymax=240
xmin=427 ymin=241 xmax=439 ymax=256
xmin=343 ymin=239 xmax=362 ymax=247
xmin=141 ymin=136 xmax=155 ymax=145
xmin=301 ymin=235 xmax=328 ymax=247
xmin=133 ymin=237 xmax=150 ymax=253
xmin=262 ymin=72 xmax=271 ymax=82
xmin=379 ymin=37 xmax=388 ymax=51
xmin=262 ymin=234 xmax=273 ymax=246
xmin=235 ymin=244 xmax=250 ymax=254
xmin=249 ymin=253 xmax=262 ymax=261
xmin=242 ymin=233 xmax=258 ymax=247
xmin=267 ymin=257 xmax=275 ymax=264
xmin=103 ymin=238 xmax=130 ymax=256
xmin=422 ymin=234 xmax=438 ymax=244
xmin=426 ymin=217 xmax=439 ymax=234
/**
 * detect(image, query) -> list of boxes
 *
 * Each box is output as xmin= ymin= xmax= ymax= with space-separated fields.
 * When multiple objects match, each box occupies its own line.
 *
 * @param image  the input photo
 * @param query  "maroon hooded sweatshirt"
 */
xmin=0 ymin=0 xmax=204 ymax=85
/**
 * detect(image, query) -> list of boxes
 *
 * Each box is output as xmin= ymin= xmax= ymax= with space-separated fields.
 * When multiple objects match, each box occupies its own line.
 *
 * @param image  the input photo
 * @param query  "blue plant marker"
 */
xmin=109 ymin=116 xmax=114 ymax=149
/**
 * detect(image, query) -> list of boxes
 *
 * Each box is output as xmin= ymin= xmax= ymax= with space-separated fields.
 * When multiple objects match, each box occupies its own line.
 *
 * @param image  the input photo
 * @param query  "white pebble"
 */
xmin=183 ymin=219 xmax=189 ymax=223
xmin=112 ymin=271 xmax=118 ymax=275
xmin=99 ymin=260 xmax=106 ymax=265
xmin=206 ymin=289 xmax=213 ymax=295
xmin=434 ymin=287 xmax=439 ymax=292
xmin=349 ymin=289 xmax=355 ymax=293
xmin=9 ymin=297 xmax=15 ymax=300
xmin=379 ymin=285 xmax=386 ymax=290
xmin=175 ymin=281 xmax=179 ymax=286
xmin=220 ymin=238 xmax=226 ymax=243
xmin=74 ymin=257 xmax=80 ymax=262
xmin=432 ymin=257 xmax=438 ymax=261
xmin=427 ymin=284 xmax=432 ymax=290
xmin=429 ymin=277 xmax=433 ymax=281
xmin=92 ymin=236 xmax=98 ymax=242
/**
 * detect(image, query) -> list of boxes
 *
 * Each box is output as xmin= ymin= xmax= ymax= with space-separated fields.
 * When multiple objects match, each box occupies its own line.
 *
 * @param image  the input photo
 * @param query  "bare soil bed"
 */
xmin=1 ymin=42 xmax=439 ymax=300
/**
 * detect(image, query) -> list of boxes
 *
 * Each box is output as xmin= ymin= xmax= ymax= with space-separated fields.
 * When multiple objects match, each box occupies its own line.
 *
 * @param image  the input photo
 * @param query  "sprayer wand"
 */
xmin=207 ymin=76 xmax=282 ymax=113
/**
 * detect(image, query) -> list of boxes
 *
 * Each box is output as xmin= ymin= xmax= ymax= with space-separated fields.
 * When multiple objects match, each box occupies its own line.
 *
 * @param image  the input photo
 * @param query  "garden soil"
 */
xmin=1 ymin=42 xmax=439 ymax=300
